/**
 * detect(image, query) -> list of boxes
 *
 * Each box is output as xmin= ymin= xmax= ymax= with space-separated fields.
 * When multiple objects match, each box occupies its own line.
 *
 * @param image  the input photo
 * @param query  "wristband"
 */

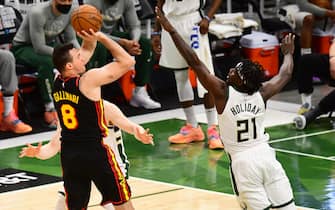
xmin=151 ymin=31 xmax=161 ymax=36
xmin=204 ymin=15 xmax=212 ymax=22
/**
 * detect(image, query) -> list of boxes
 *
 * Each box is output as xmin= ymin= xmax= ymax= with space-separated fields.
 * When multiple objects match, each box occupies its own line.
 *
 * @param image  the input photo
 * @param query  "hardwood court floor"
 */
xmin=0 ymin=177 xmax=314 ymax=210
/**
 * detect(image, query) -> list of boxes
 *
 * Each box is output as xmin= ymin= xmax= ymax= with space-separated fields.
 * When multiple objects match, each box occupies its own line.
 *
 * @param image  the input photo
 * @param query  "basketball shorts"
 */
xmin=229 ymin=144 xmax=294 ymax=209
xmin=61 ymin=141 xmax=131 ymax=209
xmin=159 ymin=12 xmax=215 ymax=97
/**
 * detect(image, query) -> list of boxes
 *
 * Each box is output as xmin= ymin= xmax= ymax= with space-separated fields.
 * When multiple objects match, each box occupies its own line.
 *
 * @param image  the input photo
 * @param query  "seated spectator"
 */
xmin=11 ymin=0 xmax=80 ymax=128
xmin=294 ymin=89 xmax=335 ymax=129
xmin=0 ymin=49 xmax=32 ymax=134
xmin=83 ymin=0 xmax=161 ymax=109
xmin=295 ymin=38 xmax=335 ymax=114
xmin=280 ymin=0 xmax=335 ymax=56
xmin=294 ymin=32 xmax=335 ymax=128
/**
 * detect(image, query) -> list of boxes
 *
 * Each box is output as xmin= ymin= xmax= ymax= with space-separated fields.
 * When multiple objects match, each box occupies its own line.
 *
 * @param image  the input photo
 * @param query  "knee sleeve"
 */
xmin=174 ymin=70 xmax=194 ymax=102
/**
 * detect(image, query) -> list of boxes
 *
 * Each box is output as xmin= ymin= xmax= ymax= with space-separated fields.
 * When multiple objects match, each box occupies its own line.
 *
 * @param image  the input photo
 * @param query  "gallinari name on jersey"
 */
xmin=53 ymin=90 xmax=79 ymax=104
xmin=230 ymin=103 xmax=262 ymax=116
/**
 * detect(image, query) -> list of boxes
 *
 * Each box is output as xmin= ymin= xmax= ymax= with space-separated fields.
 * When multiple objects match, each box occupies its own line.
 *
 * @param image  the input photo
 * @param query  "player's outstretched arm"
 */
xmin=19 ymin=122 xmax=61 ymax=160
xmin=155 ymin=7 xmax=226 ymax=104
xmin=80 ymin=31 xmax=135 ymax=91
xmin=104 ymin=100 xmax=154 ymax=145
xmin=76 ymin=29 xmax=98 ymax=65
xmin=260 ymin=33 xmax=295 ymax=101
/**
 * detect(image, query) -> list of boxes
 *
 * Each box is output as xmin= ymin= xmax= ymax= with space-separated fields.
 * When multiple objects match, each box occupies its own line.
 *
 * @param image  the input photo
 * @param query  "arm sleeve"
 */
xmin=297 ymin=0 xmax=327 ymax=17
xmin=29 ymin=10 xmax=53 ymax=55
xmin=123 ymin=0 xmax=141 ymax=41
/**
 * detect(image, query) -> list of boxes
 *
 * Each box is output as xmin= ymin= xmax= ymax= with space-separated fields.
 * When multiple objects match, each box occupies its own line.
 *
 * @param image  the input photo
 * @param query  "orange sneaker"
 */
xmin=207 ymin=125 xmax=224 ymax=150
xmin=0 ymin=111 xmax=32 ymax=134
xmin=44 ymin=110 xmax=58 ymax=128
xmin=168 ymin=124 xmax=205 ymax=144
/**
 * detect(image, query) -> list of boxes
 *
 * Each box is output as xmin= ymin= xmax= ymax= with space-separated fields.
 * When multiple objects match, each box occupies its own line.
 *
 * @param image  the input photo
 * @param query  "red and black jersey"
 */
xmin=52 ymin=75 xmax=108 ymax=143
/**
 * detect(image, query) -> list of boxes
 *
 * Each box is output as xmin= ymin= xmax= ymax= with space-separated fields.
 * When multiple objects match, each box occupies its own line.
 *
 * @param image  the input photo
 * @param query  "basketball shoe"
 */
xmin=0 ymin=111 xmax=32 ymax=134
xmin=297 ymin=102 xmax=312 ymax=115
xmin=207 ymin=125 xmax=224 ymax=150
xmin=130 ymin=87 xmax=161 ymax=109
xmin=294 ymin=105 xmax=323 ymax=130
xmin=168 ymin=124 xmax=205 ymax=144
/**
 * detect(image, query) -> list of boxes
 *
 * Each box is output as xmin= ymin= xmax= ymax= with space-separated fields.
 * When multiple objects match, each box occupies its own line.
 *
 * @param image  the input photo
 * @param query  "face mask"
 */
xmin=56 ymin=3 xmax=72 ymax=14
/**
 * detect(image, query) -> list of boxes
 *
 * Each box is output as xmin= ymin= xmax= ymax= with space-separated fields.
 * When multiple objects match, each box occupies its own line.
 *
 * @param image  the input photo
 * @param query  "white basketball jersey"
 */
xmin=218 ymin=86 xmax=269 ymax=155
xmin=163 ymin=0 xmax=206 ymax=16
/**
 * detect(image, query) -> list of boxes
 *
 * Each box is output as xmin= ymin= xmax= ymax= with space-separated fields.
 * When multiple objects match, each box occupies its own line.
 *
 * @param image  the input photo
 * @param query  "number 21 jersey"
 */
xmin=218 ymin=86 xmax=269 ymax=155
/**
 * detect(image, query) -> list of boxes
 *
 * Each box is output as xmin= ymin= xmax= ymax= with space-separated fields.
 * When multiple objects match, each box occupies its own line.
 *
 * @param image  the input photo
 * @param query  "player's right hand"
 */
xmin=134 ymin=126 xmax=154 ymax=146
xmin=19 ymin=142 xmax=42 ymax=158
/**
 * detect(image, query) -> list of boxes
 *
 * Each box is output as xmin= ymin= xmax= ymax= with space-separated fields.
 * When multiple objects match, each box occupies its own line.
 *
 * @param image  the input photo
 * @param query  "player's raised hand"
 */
xmin=134 ymin=126 xmax=154 ymax=146
xmin=19 ymin=142 xmax=42 ymax=158
xmin=280 ymin=33 xmax=295 ymax=55
xmin=77 ymin=28 xmax=99 ymax=42
xmin=155 ymin=7 xmax=175 ymax=33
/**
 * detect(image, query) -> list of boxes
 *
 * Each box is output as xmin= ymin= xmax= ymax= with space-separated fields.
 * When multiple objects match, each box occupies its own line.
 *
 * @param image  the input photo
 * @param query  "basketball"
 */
xmin=71 ymin=5 xmax=103 ymax=33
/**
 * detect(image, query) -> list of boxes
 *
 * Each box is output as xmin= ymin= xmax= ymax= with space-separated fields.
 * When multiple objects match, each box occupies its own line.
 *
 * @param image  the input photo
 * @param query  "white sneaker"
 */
xmin=130 ymin=87 xmax=161 ymax=109
xmin=293 ymin=115 xmax=306 ymax=130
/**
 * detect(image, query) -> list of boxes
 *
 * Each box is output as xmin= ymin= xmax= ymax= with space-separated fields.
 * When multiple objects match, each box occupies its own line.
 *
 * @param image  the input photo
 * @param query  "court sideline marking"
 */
xmin=269 ymin=129 xmax=335 ymax=161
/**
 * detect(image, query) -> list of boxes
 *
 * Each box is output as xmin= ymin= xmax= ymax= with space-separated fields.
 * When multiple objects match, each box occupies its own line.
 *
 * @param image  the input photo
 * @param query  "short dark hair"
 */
xmin=52 ymin=43 xmax=74 ymax=73
xmin=235 ymin=59 xmax=266 ymax=95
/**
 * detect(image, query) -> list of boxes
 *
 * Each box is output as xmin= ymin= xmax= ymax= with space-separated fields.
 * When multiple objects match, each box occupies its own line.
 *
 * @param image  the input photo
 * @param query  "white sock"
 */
xmin=184 ymin=106 xmax=198 ymax=128
xmin=301 ymin=48 xmax=312 ymax=55
xmin=134 ymin=86 xmax=145 ymax=94
xmin=55 ymin=191 xmax=66 ymax=210
xmin=205 ymin=107 xmax=217 ymax=127
xmin=45 ymin=102 xmax=55 ymax=112
xmin=3 ymin=96 xmax=14 ymax=116
xmin=301 ymin=93 xmax=312 ymax=108
xmin=103 ymin=203 xmax=115 ymax=210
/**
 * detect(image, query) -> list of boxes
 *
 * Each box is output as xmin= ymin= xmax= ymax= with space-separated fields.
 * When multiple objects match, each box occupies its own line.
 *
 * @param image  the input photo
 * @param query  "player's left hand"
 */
xmin=134 ymin=126 xmax=154 ymax=146
xmin=280 ymin=33 xmax=295 ymax=55
xmin=198 ymin=19 xmax=209 ymax=34
xmin=19 ymin=142 xmax=42 ymax=158
xmin=155 ymin=7 xmax=174 ymax=33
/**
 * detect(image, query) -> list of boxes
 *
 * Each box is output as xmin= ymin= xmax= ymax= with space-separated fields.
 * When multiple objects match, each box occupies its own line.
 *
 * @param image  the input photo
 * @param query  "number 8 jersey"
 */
xmin=218 ymin=86 xmax=269 ymax=155
xmin=52 ymin=75 xmax=108 ymax=143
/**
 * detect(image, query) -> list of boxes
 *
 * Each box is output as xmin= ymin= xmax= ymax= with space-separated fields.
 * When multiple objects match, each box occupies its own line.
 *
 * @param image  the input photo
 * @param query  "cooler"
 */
xmin=312 ymin=30 xmax=333 ymax=54
xmin=240 ymin=31 xmax=279 ymax=77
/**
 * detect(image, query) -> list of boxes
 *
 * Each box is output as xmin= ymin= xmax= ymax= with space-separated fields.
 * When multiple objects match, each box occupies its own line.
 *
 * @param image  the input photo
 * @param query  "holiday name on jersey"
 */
xmin=230 ymin=103 xmax=262 ymax=116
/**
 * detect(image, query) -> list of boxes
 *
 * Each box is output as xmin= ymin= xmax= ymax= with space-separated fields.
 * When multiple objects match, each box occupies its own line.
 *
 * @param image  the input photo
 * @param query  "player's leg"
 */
xmin=192 ymin=30 xmax=223 ymax=149
xmin=55 ymin=126 xmax=129 ymax=210
xmin=168 ymin=69 xmax=205 ymax=144
xmin=230 ymin=153 xmax=272 ymax=209
xmin=93 ymin=144 xmax=131 ymax=209
xmin=295 ymin=12 xmax=314 ymax=56
xmin=296 ymin=53 xmax=327 ymax=114
xmin=264 ymin=151 xmax=295 ymax=209
xmin=160 ymin=19 xmax=204 ymax=144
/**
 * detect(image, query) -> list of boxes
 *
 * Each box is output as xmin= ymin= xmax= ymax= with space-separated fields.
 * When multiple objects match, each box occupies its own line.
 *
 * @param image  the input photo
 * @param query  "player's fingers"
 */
xmin=37 ymin=142 xmax=42 ymax=148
